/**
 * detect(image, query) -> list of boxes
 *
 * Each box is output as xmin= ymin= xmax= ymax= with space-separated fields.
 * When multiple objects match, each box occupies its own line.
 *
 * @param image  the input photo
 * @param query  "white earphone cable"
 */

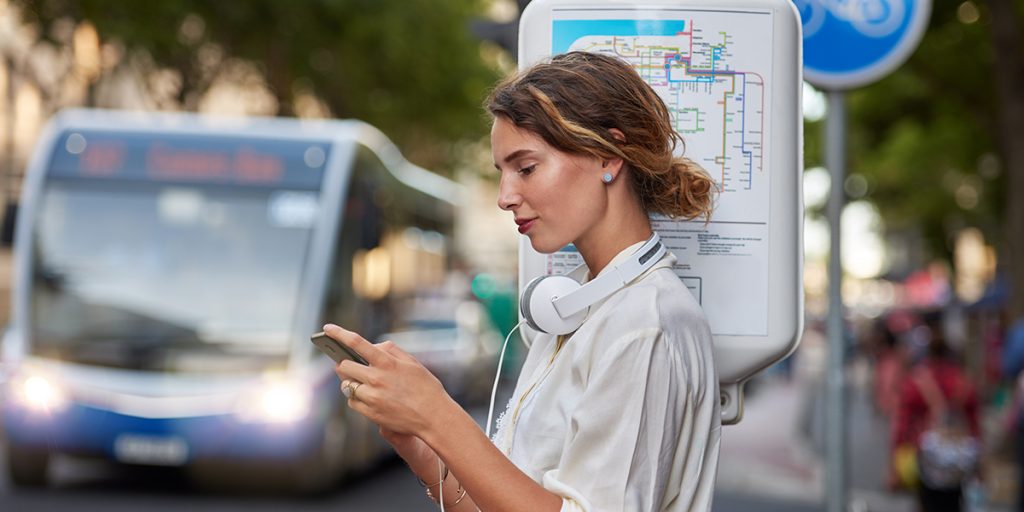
xmin=437 ymin=318 xmax=524 ymax=511
xmin=486 ymin=319 xmax=526 ymax=439
xmin=438 ymin=456 xmax=445 ymax=511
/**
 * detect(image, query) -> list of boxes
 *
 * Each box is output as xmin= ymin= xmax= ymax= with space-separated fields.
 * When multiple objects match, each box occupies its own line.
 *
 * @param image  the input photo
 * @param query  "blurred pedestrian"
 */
xmin=892 ymin=313 xmax=980 ymax=511
xmin=1000 ymin=315 xmax=1024 ymax=512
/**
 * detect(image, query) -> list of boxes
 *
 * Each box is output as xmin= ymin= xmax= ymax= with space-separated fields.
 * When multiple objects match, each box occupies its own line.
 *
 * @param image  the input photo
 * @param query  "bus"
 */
xmin=0 ymin=109 xmax=493 ymax=492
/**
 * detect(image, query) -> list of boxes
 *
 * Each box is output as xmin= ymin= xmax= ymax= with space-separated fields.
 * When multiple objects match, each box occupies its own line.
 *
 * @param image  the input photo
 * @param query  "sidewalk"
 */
xmin=717 ymin=375 xmax=823 ymax=504
xmin=717 ymin=370 xmax=917 ymax=512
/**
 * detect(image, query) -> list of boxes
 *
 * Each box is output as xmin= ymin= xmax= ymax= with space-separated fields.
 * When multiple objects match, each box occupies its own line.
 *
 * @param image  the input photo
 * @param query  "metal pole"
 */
xmin=825 ymin=90 xmax=847 ymax=512
xmin=4 ymin=57 xmax=14 ymax=206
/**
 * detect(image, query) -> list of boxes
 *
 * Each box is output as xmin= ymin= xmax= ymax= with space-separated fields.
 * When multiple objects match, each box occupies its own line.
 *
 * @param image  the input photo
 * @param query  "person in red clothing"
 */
xmin=891 ymin=314 xmax=980 ymax=512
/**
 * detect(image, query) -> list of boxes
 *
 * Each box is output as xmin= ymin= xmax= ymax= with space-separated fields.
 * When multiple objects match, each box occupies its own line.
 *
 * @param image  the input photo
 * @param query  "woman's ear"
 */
xmin=601 ymin=156 xmax=624 ymax=176
xmin=601 ymin=128 xmax=626 ymax=176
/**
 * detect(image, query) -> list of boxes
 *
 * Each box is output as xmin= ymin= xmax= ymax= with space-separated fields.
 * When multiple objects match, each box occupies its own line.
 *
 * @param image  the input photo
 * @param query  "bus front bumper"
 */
xmin=2 ymin=398 xmax=331 ymax=466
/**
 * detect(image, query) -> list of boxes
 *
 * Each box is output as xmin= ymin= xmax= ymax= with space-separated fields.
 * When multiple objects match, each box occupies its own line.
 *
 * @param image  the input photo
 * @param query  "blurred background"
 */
xmin=0 ymin=0 xmax=1021 ymax=511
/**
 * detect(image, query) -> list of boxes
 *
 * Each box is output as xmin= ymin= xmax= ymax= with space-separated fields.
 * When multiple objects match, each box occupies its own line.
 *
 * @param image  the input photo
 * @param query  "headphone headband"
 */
xmin=551 ymin=233 xmax=665 ymax=319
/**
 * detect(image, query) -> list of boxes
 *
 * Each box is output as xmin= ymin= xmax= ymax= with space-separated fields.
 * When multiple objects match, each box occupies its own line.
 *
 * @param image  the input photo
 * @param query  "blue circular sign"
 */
xmin=794 ymin=0 xmax=932 ymax=90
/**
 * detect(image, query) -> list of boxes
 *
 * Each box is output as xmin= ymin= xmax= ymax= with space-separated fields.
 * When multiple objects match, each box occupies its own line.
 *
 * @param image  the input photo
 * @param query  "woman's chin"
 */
xmin=527 ymin=235 xmax=571 ymax=254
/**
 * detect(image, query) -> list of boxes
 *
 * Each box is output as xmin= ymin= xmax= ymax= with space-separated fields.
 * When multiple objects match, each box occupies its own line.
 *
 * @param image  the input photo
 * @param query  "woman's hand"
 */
xmin=379 ymin=426 xmax=422 ymax=453
xmin=379 ymin=426 xmax=434 ymax=465
xmin=325 ymin=323 xmax=455 ymax=438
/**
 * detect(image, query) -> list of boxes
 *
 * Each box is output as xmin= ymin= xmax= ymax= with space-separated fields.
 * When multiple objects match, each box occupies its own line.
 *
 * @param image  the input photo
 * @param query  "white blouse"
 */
xmin=492 ymin=242 xmax=721 ymax=511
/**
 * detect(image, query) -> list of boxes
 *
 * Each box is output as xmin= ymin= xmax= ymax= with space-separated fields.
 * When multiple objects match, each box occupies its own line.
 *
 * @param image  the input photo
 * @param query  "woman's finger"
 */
xmin=377 ymin=340 xmax=418 ymax=363
xmin=346 ymin=392 xmax=371 ymax=415
xmin=345 ymin=385 xmax=381 ymax=419
xmin=323 ymin=324 xmax=389 ymax=367
xmin=335 ymin=359 xmax=374 ymax=383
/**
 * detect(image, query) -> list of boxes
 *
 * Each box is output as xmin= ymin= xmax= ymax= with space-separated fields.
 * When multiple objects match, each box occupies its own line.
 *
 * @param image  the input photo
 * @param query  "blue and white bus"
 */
xmin=1 ymin=109 xmax=483 ymax=492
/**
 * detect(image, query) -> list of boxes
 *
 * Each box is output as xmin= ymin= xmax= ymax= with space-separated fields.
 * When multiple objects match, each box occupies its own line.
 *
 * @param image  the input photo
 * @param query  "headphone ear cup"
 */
xmin=520 ymin=275 xmax=588 ymax=335
xmin=519 ymin=275 xmax=546 ymax=330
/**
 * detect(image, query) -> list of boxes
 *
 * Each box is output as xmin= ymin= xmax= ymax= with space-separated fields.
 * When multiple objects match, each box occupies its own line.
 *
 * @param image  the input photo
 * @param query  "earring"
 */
xmin=602 ymin=172 xmax=614 ymax=184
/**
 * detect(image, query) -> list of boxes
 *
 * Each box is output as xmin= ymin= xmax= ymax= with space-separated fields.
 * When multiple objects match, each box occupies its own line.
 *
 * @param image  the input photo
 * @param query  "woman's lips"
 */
xmin=516 ymin=218 xmax=537 ymax=234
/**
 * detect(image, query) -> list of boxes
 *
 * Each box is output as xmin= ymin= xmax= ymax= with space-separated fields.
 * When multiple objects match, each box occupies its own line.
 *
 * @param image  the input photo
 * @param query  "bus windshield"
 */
xmin=30 ymin=179 xmax=320 ymax=373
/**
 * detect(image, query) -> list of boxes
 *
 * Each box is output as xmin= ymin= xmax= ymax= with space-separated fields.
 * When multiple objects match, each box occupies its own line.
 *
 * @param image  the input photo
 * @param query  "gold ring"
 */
xmin=350 ymin=381 xmax=363 ymax=401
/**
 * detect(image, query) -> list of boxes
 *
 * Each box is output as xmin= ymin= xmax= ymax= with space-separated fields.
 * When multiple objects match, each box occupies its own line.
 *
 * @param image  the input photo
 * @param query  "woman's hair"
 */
xmin=485 ymin=51 xmax=715 ymax=221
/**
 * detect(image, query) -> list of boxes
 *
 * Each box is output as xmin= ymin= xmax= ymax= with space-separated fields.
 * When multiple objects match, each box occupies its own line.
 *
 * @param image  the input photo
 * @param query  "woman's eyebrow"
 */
xmin=494 ymin=149 xmax=536 ymax=169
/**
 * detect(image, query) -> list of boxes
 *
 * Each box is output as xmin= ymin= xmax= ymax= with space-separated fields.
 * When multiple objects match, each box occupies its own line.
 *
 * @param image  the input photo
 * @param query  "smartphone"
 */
xmin=310 ymin=331 xmax=368 ymax=365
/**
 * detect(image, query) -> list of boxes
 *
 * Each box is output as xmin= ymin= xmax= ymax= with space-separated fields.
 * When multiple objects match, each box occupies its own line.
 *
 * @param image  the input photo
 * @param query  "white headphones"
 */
xmin=519 ymin=233 xmax=666 ymax=335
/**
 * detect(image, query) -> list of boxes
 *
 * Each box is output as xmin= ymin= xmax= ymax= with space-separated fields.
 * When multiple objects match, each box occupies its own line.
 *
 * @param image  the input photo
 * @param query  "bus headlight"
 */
xmin=12 ymin=373 xmax=69 ymax=413
xmin=237 ymin=380 xmax=312 ymax=424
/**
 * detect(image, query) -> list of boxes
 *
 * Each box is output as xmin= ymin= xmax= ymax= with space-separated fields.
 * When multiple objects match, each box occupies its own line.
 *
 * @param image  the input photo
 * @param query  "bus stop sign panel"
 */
xmin=517 ymin=0 xmax=804 ymax=424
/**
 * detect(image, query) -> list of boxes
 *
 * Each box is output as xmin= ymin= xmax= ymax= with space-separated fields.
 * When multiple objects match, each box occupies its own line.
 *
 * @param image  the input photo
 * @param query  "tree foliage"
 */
xmin=847 ymin=0 xmax=1005 ymax=256
xmin=803 ymin=0 xmax=1020 ymax=277
xmin=799 ymin=0 xmax=1024 ymax=317
xmin=13 ymin=0 xmax=502 ymax=172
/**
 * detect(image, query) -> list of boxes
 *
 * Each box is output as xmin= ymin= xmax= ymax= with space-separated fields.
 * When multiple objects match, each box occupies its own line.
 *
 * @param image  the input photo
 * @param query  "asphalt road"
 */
xmin=0 ymin=449 xmax=426 ymax=512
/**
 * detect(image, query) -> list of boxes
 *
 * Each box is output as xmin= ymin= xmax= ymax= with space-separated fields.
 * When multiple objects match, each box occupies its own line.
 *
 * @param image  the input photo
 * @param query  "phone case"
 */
xmin=310 ymin=332 xmax=368 ymax=365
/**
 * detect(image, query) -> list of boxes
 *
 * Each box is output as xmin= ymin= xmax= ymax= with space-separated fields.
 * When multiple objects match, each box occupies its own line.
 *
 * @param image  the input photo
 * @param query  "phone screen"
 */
xmin=310 ymin=331 xmax=368 ymax=365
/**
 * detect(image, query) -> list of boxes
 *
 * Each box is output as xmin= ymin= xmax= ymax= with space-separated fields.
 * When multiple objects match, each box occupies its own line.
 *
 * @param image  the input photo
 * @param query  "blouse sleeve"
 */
xmin=539 ymin=327 xmax=700 ymax=511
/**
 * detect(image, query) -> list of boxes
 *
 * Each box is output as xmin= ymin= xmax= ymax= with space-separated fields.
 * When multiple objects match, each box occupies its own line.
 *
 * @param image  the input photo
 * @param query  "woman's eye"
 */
xmin=518 ymin=164 xmax=537 ymax=176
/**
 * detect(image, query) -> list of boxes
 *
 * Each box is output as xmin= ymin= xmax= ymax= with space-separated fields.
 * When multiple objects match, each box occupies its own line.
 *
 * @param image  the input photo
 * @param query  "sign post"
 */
xmin=795 ymin=0 xmax=931 ymax=510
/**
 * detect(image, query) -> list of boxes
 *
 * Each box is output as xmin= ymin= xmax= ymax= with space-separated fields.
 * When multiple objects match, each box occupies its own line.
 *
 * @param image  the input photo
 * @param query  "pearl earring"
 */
xmin=602 ymin=172 xmax=614 ymax=184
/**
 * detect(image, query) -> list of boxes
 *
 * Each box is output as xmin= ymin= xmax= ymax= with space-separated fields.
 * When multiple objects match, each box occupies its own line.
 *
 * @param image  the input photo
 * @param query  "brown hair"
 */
xmin=485 ymin=51 xmax=715 ymax=221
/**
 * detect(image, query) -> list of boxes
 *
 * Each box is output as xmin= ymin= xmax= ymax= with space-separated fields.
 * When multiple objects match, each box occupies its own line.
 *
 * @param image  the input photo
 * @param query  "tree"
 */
xmin=826 ymin=0 xmax=1024 ymax=318
xmin=12 ymin=0 xmax=502 ymax=172
xmin=987 ymin=0 xmax=1024 ymax=320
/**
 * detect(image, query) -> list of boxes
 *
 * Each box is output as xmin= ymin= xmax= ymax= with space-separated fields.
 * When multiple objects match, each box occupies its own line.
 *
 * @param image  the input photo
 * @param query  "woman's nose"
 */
xmin=497 ymin=175 xmax=521 ymax=211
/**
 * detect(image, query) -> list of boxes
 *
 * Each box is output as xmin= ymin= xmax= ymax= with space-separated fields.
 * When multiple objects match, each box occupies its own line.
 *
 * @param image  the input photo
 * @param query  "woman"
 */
xmin=326 ymin=51 xmax=720 ymax=511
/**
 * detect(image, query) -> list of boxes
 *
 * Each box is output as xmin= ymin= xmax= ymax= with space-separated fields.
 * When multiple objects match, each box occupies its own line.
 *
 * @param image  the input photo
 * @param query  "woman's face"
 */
xmin=491 ymin=116 xmax=609 ymax=254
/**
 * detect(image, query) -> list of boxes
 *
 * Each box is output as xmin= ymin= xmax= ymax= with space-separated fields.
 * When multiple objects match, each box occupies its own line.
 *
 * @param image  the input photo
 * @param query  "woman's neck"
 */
xmin=575 ymin=208 xmax=652 ymax=277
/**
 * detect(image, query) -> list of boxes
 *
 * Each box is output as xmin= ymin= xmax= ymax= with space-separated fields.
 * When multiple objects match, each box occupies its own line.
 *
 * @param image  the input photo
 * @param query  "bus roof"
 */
xmin=42 ymin=108 xmax=464 ymax=206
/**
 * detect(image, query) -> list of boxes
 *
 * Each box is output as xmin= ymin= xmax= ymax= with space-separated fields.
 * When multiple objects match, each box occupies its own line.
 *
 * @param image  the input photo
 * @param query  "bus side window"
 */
xmin=319 ymin=143 xmax=450 ymax=345
xmin=354 ymin=146 xmax=449 ymax=334
xmin=320 ymin=147 xmax=388 ymax=341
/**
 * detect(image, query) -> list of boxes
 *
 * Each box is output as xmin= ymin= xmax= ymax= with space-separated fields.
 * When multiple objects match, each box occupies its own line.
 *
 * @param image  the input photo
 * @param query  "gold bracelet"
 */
xmin=425 ymin=480 xmax=456 ymax=502
xmin=428 ymin=482 xmax=468 ymax=508
xmin=428 ymin=479 xmax=468 ymax=503
xmin=446 ymin=486 xmax=469 ymax=507
xmin=417 ymin=465 xmax=449 ymax=488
